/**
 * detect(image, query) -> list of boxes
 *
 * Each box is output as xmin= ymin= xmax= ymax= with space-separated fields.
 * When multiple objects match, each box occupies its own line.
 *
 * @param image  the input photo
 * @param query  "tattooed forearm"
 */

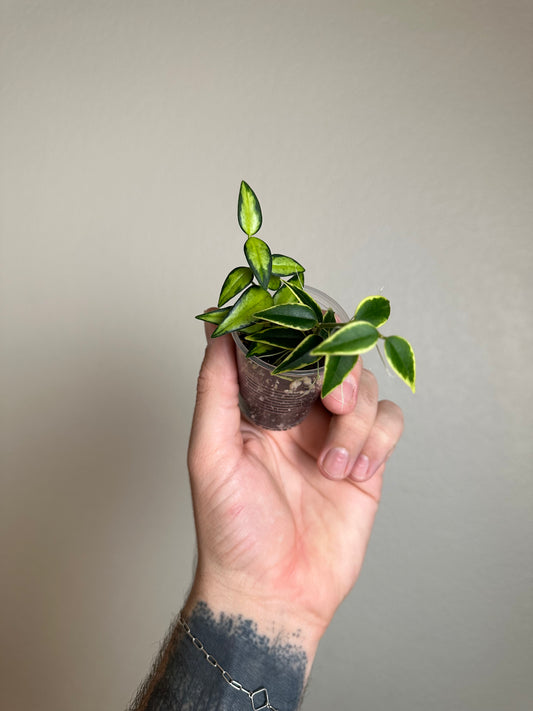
xmin=129 ymin=602 xmax=308 ymax=711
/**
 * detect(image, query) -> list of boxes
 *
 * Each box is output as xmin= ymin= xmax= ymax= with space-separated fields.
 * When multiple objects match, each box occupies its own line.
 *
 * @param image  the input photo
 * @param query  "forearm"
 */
xmin=130 ymin=597 xmax=312 ymax=711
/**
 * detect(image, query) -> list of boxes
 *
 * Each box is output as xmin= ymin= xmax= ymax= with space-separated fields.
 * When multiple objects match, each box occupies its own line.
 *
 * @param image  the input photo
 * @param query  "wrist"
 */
xmin=179 ymin=597 xmax=309 ymax=710
xmin=184 ymin=572 xmax=325 ymax=675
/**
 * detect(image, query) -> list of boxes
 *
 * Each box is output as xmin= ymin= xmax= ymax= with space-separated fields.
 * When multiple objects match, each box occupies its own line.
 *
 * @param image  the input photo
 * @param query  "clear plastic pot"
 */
xmin=232 ymin=286 xmax=349 ymax=431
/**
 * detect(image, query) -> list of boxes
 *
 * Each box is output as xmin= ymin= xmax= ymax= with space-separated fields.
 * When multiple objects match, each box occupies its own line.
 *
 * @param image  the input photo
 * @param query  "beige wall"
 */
xmin=1 ymin=1 xmax=532 ymax=709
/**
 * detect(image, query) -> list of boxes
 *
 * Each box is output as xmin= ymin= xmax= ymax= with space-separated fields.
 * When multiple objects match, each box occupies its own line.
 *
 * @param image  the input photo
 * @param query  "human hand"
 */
xmin=184 ymin=323 xmax=403 ymax=665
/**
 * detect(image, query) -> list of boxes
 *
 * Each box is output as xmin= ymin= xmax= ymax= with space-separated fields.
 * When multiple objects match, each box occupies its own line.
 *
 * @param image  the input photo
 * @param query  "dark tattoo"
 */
xmin=130 ymin=602 xmax=307 ymax=711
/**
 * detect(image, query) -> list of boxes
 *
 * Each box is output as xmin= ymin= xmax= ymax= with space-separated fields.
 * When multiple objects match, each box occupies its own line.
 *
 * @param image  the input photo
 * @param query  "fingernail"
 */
xmin=340 ymin=374 xmax=357 ymax=405
xmin=328 ymin=374 xmax=357 ymax=408
xmin=322 ymin=447 xmax=349 ymax=479
xmin=350 ymin=454 xmax=370 ymax=481
xmin=341 ymin=376 xmax=357 ymax=406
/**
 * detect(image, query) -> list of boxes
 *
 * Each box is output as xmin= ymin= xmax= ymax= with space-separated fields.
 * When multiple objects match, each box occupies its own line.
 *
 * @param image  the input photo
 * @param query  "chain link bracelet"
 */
xmin=178 ymin=613 xmax=281 ymax=711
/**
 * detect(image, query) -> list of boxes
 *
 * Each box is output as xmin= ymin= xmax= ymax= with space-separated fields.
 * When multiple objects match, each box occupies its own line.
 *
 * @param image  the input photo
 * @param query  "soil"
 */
xmin=234 ymin=337 xmax=322 ymax=430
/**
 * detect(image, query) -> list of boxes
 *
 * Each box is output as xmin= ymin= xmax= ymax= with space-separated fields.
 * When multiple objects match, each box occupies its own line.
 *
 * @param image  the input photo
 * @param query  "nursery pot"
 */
xmin=232 ymin=286 xmax=349 ymax=431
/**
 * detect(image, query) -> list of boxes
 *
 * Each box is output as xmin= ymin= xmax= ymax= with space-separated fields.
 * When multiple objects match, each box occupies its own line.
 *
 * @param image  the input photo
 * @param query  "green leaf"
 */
xmin=271 ymin=254 xmax=305 ymax=276
xmin=195 ymin=307 xmax=231 ymax=325
xmin=244 ymin=236 xmax=272 ymax=290
xmin=272 ymin=334 xmax=323 ymax=374
xmin=212 ymin=285 xmax=273 ymax=337
xmin=321 ymin=354 xmax=359 ymax=398
xmin=218 ymin=266 xmax=253 ymax=307
xmin=238 ymin=322 xmax=266 ymax=335
xmin=320 ymin=308 xmax=337 ymax=339
xmin=273 ymin=284 xmax=300 ymax=306
xmin=267 ymin=274 xmax=281 ymax=290
xmin=246 ymin=327 xmax=305 ymax=350
xmin=384 ymin=335 xmax=416 ymax=392
xmin=254 ymin=303 xmax=318 ymax=331
xmin=354 ymin=295 xmax=391 ymax=327
xmin=284 ymin=282 xmax=323 ymax=322
xmin=323 ymin=308 xmax=336 ymax=324
xmin=238 ymin=180 xmax=262 ymax=236
xmin=287 ymin=272 xmax=305 ymax=288
xmin=246 ymin=342 xmax=285 ymax=359
xmin=311 ymin=321 xmax=379 ymax=356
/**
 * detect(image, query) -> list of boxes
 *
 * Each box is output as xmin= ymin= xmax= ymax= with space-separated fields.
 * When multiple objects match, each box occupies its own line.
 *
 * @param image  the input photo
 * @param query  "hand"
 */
xmin=184 ymin=324 xmax=403 ymax=663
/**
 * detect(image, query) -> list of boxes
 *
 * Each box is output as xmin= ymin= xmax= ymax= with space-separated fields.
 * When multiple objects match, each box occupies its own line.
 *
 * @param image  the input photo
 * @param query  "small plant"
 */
xmin=196 ymin=181 xmax=416 ymax=399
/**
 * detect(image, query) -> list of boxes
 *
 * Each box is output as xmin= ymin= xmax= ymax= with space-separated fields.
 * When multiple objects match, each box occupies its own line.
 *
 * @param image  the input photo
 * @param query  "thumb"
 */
xmin=188 ymin=322 xmax=242 ymax=471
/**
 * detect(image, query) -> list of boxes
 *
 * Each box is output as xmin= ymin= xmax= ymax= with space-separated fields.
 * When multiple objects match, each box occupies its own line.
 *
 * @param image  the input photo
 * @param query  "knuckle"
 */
xmin=196 ymin=369 xmax=211 ymax=397
xmin=360 ymin=369 xmax=378 ymax=407
xmin=368 ymin=400 xmax=405 ymax=455
xmin=381 ymin=399 xmax=405 ymax=434
xmin=195 ymin=354 xmax=216 ymax=397
xmin=372 ymin=421 xmax=397 ymax=451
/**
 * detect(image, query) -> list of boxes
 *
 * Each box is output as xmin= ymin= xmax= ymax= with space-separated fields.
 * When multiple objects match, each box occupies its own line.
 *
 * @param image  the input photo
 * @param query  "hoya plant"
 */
xmin=196 ymin=181 xmax=416 ymax=398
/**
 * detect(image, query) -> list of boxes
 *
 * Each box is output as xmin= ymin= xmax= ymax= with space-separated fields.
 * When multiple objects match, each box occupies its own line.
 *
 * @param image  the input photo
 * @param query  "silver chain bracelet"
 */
xmin=178 ymin=613 xmax=281 ymax=711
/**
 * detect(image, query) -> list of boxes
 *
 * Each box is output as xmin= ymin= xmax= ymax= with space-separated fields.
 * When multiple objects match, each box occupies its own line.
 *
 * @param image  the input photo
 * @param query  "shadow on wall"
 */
xmin=2 ymin=335 xmax=194 ymax=709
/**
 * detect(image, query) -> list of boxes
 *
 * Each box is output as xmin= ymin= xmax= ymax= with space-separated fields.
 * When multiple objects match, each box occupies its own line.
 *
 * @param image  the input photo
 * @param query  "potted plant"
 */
xmin=196 ymin=181 xmax=416 ymax=430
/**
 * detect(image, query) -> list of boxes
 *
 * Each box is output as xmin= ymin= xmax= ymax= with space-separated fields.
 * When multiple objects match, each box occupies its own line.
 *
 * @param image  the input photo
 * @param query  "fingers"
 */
xmin=187 ymin=320 xmax=242 ymax=472
xmin=318 ymin=368 xmax=404 ymax=483
xmin=318 ymin=368 xmax=378 ymax=479
xmin=348 ymin=399 xmax=404 ymax=482
xmin=321 ymin=356 xmax=363 ymax=415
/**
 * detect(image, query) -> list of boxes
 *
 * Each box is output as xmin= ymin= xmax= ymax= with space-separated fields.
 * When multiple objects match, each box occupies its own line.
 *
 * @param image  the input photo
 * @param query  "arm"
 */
xmin=131 ymin=603 xmax=306 ymax=711
xmin=130 ymin=323 xmax=403 ymax=710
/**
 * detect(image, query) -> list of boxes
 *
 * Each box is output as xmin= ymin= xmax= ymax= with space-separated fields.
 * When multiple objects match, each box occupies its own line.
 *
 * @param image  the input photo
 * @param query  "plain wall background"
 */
xmin=1 ymin=1 xmax=532 ymax=709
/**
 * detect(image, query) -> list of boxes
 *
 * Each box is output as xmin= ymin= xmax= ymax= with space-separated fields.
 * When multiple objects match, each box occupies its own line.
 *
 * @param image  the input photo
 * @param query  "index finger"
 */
xmin=320 ymin=356 xmax=363 ymax=415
